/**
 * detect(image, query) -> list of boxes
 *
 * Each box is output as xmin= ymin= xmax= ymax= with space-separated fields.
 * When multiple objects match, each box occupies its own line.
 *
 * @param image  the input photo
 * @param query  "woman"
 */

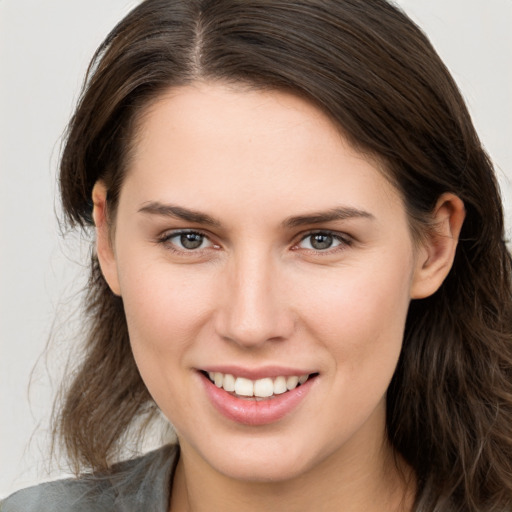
xmin=3 ymin=0 xmax=511 ymax=510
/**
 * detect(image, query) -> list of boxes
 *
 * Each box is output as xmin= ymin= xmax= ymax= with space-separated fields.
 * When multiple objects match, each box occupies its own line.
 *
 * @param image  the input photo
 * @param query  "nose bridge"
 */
xmin=217 ymin=244 xmax=292 ymax=347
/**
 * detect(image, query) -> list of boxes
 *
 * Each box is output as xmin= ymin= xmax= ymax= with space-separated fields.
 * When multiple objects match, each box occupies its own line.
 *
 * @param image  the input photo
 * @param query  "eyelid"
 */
xmin=155 ymin=227 xmax=353 ymax=255
xmin=156 ymin=228 xmax=220 ymax=252
xmin=291 ymin=229 xmax=354 ymax=252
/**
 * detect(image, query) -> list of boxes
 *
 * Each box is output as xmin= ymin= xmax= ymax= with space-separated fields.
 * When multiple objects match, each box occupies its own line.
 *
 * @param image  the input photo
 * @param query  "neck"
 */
xmin=170 ymin=433 xmax=415 ymax=512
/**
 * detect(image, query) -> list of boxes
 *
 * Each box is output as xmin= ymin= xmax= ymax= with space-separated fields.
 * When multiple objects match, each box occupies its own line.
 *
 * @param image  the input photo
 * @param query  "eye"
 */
xmin=296 ymin=231 xmax=351 ymax=251
xmin=159 ymin=230 xmax=215 ymax=251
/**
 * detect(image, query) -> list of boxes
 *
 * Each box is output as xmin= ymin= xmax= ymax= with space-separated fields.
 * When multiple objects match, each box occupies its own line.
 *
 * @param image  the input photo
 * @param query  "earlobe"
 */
xmin=410 ymin=193 xmax=465 ymax=299
xmin=92 ymin=181 xmax=121 ymax=296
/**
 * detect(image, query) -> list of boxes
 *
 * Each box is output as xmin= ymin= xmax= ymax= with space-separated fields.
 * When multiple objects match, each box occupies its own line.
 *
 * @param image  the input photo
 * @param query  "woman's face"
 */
xmin=98 ymin=83 xmax=434 ymax=482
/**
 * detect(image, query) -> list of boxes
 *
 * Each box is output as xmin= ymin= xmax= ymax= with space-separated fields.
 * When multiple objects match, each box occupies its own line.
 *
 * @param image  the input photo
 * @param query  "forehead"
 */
xmin=121 ymin=82 xmax=406 ymax=228
xmin=132 ymin=82 xmax=350 ymax=164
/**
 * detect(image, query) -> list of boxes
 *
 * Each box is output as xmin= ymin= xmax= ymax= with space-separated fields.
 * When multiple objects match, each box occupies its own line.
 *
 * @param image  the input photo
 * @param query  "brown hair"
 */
xmin=55 ymin=1 xmax=512 ymax=510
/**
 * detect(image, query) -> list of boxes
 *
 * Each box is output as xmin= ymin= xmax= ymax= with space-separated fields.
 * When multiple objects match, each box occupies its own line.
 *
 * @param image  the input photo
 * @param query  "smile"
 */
xmin=200 ymin=369 xmax=318 ymax=426
xmin=206 ymin=372 xmax=311 ymax=399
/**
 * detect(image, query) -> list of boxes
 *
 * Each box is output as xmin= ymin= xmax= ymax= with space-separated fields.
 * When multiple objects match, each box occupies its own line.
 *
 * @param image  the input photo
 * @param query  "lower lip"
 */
xmin=200 ymin=373 xmax=315 ymax=426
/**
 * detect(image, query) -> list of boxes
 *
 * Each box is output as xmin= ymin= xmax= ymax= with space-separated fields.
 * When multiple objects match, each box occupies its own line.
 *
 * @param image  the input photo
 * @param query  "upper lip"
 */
xmin=198 ymin=365 xmax=317 ymax=380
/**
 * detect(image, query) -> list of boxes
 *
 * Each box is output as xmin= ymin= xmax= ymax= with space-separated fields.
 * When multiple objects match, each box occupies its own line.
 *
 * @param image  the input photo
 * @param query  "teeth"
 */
xmin=253 ymin=378 xmax=274 ymax=398
xmin=273 ymin=376 xmax=287 ymax=395
xmin=223 ymin=373 xmax=236 ymax=392
xmin=206 ymin=372 xmax=311 ymax=397
xmin=235 ymin=377 xmax=254 ymax=397
xmin=214 ymin=372 xmax=223 ymax=388
xmin=286 ymin=376 xmax=299 ymax=390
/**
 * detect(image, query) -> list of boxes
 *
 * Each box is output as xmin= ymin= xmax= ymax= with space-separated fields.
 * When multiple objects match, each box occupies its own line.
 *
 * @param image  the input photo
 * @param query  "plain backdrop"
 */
xmin=1 ymin=0 xmax=511 ymax=498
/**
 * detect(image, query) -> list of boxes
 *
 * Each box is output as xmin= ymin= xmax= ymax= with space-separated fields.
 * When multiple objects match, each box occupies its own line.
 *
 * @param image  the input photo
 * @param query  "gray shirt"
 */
xmin=1 ymin=444 xmax=179 ymax=512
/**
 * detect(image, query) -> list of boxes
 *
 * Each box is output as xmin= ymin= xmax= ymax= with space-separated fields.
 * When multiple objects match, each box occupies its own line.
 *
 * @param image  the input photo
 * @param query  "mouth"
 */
xmin=198 ymin=365 xmax=319 ymax=425
xmin=201 ymin=371 xmax=318 ymax=401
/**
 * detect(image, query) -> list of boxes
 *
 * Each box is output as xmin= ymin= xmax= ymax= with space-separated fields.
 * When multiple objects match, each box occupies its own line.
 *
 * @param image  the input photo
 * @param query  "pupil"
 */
xmin=311 ymin=234 xmax=333 ymax=250
xmin=181 ymin=233 xmax=203 ymax=249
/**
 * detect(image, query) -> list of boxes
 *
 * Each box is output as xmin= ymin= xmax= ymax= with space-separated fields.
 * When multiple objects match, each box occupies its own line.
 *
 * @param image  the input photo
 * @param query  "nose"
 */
xmin=215 ymin=249 xmax=295 ymax=348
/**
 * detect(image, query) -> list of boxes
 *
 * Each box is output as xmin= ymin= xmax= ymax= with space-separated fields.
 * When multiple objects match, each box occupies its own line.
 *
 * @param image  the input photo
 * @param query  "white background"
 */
xmin=1 ymin=0 xmax=511 ymax=498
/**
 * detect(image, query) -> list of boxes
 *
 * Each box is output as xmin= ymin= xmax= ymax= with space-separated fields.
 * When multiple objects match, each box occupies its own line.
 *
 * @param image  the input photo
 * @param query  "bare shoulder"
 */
xmin=1 ymin=444 xmax=179 ymax=512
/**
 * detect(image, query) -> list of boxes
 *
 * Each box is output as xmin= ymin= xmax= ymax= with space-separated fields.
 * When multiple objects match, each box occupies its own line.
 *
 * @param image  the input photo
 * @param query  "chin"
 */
xmin=195 ymin=435 xmax=322 ymax=483
xmin=216 ymin=457 xmax=311 ymax=483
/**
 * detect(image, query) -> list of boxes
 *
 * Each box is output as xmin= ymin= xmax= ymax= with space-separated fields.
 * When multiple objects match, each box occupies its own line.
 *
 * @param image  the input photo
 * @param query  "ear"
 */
xmin=92 ymin=181 xmax=121 ymax=296
xmin=410 ymin=193 xmax=465 ymax=299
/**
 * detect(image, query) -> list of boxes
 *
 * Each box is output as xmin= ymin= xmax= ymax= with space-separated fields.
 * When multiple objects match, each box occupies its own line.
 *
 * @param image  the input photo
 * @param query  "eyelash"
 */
xmin=156 ymin=230 xmax=217 ymax=254
xmin=292 ymin=230 xmax=353 ymax=253
xmin=156 ymin=229 xmax=353 ymax=255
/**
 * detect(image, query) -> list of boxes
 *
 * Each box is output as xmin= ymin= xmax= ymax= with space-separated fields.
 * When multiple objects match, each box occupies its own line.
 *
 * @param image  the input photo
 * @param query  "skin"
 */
xmin=93 ymin=82 xmax=465 ymax=511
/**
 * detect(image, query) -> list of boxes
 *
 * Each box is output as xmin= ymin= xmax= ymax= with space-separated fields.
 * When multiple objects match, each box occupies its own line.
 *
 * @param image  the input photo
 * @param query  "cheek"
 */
xmin=296 ymin=258 xmax=413 ymax=436
xmin=115 ymin=253 xmax=217 ymax=383
xmin=116 ymin=259 xmax=220 ymax=426
xmin=298 ymin=255 xmax=413 ymax=372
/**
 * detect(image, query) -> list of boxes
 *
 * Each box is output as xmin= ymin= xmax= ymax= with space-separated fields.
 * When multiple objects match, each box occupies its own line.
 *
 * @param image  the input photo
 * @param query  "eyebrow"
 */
xmin=138 ymin=202 xmax=374 ymax=229
xmin=138 ymin=202 xmax=221 ymax=227
xmin=282 ymin=207 xmax=374 ymax=228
